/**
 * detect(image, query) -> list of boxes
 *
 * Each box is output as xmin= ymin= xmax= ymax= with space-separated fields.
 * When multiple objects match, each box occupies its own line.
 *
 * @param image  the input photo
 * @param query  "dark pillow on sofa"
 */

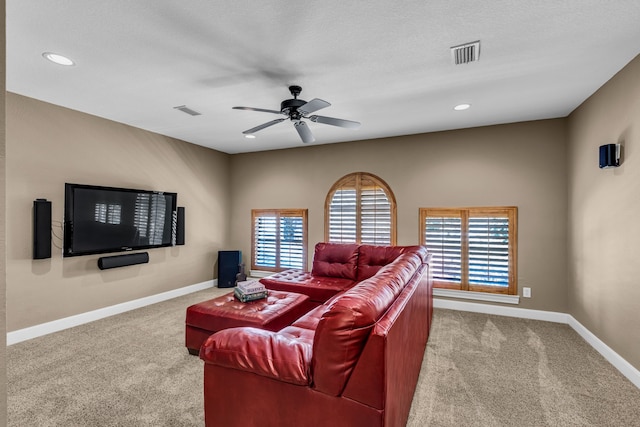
xmin=311 ymin=243 xmax=359 ymax=280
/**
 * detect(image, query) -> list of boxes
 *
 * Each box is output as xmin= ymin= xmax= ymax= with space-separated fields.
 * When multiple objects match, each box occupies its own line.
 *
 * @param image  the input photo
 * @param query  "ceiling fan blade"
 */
xmin=298 ymin=98 xmax=330 ymax=115
xmin=242 ymin=118 xmax=286 ymax=134
xmin=294 ymin=120 xmax=315 ymax=143
xmin=309 ymin=115 xmax=361 ymax=129
xmin=233 ymin=106 xmax=284 ymax=115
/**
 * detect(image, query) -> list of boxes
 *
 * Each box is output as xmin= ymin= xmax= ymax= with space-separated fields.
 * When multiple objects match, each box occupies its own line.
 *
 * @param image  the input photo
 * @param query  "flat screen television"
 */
xmin=64 ymin=183 xmax=178 ymax=257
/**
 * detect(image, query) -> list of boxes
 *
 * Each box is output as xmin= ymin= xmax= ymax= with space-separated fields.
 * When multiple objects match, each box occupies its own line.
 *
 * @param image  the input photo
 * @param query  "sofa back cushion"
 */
xmin=356 ymin=245 xmax=422 ymax=281
xmin=311 ymin=249 xmax=424 ymax=396
xmin=311 ymin=243 xmax=359 ymax=280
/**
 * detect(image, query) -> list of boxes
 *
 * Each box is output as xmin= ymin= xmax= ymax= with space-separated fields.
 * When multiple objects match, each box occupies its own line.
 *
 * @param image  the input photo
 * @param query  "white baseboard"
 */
xmin=434 ymin=297 xmax=640 ymax=390
xmin=567 ymin=315 xmax=640 ymax=389
xmin=434 ymin=288 xmax=520 ymax=305
xmin=434 ymin=298 xmax=569 ymax=323
xmin=6 ymin=279 xmax=216 ymax=346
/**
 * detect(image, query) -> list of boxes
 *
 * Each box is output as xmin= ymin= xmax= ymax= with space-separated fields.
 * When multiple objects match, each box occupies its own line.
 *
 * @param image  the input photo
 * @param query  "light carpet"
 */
xmin=7 ymin=288 xmax=640 ymax=426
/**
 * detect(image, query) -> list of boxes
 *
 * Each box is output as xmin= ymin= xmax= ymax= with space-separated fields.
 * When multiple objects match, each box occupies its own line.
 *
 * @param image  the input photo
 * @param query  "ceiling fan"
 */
xmin=233 ymin=85 xmax=361 ymax=143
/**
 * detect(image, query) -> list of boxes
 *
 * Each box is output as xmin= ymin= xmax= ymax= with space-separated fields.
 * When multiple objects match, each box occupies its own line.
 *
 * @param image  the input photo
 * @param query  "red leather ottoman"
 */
xmin=185 ymin=290 xmax=311 ymax=355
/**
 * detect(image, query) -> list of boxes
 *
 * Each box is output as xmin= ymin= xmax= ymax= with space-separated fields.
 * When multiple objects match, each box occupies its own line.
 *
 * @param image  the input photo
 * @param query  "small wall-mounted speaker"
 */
xmin=176 ymin=206 xmax=185 ymax=246
xmin=98 ymin=252 xmax=149 ymax=270
xmin=599 ymin=143 xmax=621 ymax=168
xmin=33 ymin=199 xmax=52 ymax=260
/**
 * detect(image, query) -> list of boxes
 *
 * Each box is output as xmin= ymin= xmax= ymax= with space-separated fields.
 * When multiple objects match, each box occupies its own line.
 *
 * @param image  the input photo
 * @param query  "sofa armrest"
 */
xmin=200 ymin=327 xmax=312 ymax=386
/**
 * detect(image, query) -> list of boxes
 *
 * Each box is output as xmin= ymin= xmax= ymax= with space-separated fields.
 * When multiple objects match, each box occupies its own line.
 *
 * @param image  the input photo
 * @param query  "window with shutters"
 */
xmin=325 ymin=172 xmax=396 ymax=245
xmin=419 ymin=207 xmax=517 ymax=295
xmin=251 ymin=209 xmax=308 ymax=272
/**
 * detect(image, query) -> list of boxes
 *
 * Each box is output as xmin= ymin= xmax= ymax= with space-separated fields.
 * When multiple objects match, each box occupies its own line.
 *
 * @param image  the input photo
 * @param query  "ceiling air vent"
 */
xmin=451 ymin=40 xmax=480 ymax=65
xmin=173 ymin=105 xmax=202 ymax=116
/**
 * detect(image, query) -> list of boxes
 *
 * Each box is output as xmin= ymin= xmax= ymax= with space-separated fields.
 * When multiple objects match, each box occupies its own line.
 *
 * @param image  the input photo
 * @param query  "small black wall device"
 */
xmin=33 ymin=199 xmax=52 ymax=260
xmin=218 ymin=250 xmax=242 ymax=288
xmin=599 ymin=143 xmax=620 ymax=168
xmin=98 ymin=252 xmax=149 ymax=270
xmin=176 ymin=207 xmax=185 ymax=246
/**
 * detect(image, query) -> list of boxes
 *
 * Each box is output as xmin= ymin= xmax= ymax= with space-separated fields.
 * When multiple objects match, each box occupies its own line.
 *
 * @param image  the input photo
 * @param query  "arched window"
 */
xmin=325 ymin=172 xmax=397 ymax=245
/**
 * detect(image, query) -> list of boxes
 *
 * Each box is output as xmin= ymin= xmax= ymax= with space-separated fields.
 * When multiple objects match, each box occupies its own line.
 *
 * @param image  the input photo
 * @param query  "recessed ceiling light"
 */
xmin=244 ymin=134 xmax=256 ymax=139
xmin=454 ymin=103 xmax=471 ymax=111
xmin=42 ymin=52 xmax=75 ymax=66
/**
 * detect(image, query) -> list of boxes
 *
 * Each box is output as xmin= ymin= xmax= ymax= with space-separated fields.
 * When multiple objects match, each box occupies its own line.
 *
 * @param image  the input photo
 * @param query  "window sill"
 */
xmin=433 ymin=288 xmax=520 ymax=305
xmin=249 ymin=270 xmax=273 ymax=278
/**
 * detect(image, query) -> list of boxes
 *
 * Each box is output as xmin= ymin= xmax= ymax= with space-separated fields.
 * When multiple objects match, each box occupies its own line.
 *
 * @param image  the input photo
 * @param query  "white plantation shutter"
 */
xmin=424 ymin=215 xmax=462 ymax=283
xmin=329 ymin=188 xmax=357 ymax=242
xmin=254 ymin=214 xmax=278 ymax=268
xmin=360 ymin=185 xmax=391 ymax=245
xmin=468 ymin=216 xmax=510 ymax=287
xmin=420 ymin=207 xmax=517 ymax=295
xmin=252 ymin=210 xmax=307 ymax=272
xmin=325 ymin=172 xmax=396 ymax=245
xmin=279 ymin=216 xmax=305 ymax=269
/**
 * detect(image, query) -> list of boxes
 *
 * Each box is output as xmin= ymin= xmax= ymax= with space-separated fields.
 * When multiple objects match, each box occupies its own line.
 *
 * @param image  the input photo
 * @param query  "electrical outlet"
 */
xmin=523 ymin=287 xmax=531 ymax=298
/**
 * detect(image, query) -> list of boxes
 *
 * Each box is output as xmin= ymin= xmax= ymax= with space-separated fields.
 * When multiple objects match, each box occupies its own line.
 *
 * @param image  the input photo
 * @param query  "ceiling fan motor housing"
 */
xmin=281 ymin=98 xmax=306 ymax=119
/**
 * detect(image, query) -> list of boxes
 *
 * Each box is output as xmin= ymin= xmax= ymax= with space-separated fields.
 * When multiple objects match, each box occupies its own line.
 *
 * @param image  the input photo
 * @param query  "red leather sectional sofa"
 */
xmin=261 ymin=243 xmax=423 ymax=304
xmin=200 ymin=243 xmax=433 ymax=427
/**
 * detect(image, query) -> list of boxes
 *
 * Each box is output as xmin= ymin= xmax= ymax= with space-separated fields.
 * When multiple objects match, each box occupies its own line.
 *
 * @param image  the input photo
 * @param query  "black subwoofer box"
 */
xmin=218 ymin=250 xmax=242 ymax=288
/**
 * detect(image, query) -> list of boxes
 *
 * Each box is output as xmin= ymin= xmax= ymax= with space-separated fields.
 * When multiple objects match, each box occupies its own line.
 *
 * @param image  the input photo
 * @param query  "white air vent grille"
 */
xmin=173 ymin=105 xmax=202 ymax=116
xmin=451 ymin=41 xmax=480 ymax=65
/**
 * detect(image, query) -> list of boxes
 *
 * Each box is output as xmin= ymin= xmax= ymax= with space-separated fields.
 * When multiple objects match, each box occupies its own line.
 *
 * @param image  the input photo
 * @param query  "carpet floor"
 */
xmin=7 ymin=288 xmax=640 ymax=426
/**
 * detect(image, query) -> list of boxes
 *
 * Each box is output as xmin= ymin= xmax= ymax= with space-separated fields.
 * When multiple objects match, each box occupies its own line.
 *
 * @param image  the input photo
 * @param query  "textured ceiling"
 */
xmin=7 ymin=1 xmax=640 ymax=154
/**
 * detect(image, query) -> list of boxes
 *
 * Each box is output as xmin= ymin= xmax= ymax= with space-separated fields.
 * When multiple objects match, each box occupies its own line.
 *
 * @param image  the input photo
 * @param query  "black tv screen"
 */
xmin=64 ymin=183 xmax=178 ymax=257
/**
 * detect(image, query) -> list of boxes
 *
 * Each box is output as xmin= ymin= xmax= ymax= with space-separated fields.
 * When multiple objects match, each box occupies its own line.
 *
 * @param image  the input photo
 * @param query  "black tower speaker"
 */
xmin=33 ymin=199 xmax=52 ymax=260
xmin=218 ymin=250 xmax=242 ymax=288
xmin=98 ymin=252 xmax=149 ymax=270
xmin=175 ymin=206 xmax=185 ymax=246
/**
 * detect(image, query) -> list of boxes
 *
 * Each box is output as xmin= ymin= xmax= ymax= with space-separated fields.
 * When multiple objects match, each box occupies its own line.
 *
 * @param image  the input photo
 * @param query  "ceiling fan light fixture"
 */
xmin=454 ymin=103 xmax=471 ymax=111
xmin=42 ymin=52 xmax=75 ymax=66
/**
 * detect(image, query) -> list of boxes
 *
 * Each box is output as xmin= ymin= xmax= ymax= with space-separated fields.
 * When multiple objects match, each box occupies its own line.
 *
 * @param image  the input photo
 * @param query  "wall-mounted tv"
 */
xmin=64 ymin=183 xmax=178 ymax=257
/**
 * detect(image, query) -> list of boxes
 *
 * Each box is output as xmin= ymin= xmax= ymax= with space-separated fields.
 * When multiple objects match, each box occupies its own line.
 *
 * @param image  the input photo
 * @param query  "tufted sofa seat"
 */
xmin=257 ymin=269 xmax=355 ymax=303
xmin=200 ymin=244 xmax=432 ymax=427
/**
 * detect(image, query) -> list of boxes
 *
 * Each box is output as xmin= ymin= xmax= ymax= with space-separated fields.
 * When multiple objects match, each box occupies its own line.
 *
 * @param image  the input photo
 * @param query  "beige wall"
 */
xmin=567 ymin=54 xmax=640 ymax=370
xmin=5 ymin=93 xmax=230 ymax=331
xmin=229 ymin=119 xmax=568 ymax=312
xmin=1 ymin=0 xmax=7 ymax=422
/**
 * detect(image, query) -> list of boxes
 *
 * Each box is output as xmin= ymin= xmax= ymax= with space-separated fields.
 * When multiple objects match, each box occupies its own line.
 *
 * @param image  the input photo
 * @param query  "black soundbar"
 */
xmin=98 ymin=252 xmax=149 ymax=270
